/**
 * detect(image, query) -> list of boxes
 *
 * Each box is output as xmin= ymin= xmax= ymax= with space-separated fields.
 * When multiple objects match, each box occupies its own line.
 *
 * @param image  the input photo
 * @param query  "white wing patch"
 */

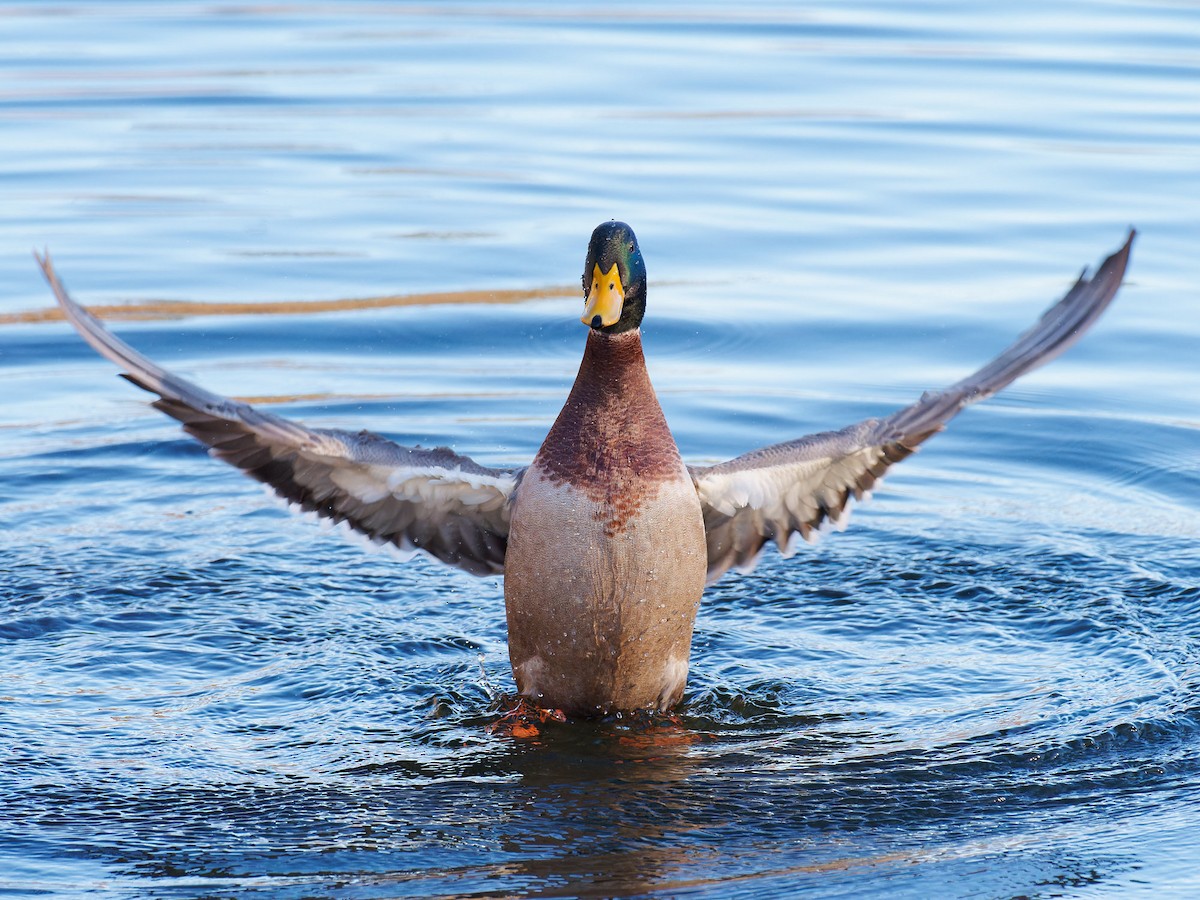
xmin=329 ymin=464 xmax=517 ymax=511
xmin=693 ymin=439 xmax=896 ymax=583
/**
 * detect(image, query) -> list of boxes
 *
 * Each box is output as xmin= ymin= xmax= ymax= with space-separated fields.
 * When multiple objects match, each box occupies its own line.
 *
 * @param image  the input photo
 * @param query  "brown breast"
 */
xmin=535 ymin=329 xmax=683 ymax=535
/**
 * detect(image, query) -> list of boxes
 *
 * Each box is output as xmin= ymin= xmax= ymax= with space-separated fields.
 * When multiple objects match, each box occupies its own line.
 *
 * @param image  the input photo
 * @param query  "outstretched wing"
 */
xmin=39 ymin=254 xmax=521 ymax=576
xmin=691 ymin=231 xmax=1134 ymax=584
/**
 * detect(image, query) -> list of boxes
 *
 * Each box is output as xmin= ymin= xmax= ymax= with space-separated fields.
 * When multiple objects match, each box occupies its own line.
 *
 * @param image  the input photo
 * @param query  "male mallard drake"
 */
xmin=39 ymin=222 xmax=1134 ymax=717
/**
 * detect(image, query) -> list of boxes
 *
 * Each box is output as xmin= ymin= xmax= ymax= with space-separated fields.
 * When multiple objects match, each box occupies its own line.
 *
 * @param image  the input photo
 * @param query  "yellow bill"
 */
xmin=582 ymin=263 xmax=624 ymax=328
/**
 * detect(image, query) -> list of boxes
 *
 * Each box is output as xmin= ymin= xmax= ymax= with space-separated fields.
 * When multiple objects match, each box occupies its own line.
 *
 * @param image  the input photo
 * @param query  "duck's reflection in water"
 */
xmin=471 ymin=714 xmax=711 ymax=896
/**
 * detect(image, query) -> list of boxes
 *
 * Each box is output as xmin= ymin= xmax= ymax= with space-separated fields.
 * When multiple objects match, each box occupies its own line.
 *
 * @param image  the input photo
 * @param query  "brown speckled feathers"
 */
xmin=536 ymin=330 xmax=682 ymax=535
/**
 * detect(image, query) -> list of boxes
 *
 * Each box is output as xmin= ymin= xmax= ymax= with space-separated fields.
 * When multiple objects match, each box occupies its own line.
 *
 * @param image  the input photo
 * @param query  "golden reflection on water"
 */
xmin=1 ymin=283 xmax=576 ymax=325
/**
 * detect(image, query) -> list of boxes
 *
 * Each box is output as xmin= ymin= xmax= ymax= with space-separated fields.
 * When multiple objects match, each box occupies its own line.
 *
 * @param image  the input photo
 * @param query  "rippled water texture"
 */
xmin=2 ymin=3 xmax=1198 ymax=897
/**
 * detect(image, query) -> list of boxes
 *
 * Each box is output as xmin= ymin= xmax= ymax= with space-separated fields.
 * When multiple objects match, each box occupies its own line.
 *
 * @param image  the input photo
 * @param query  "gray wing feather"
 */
xmin=691 ymin=231 xmax=1134 ymax=584
xmin=39 ymin=253 xmax=520 ymax=576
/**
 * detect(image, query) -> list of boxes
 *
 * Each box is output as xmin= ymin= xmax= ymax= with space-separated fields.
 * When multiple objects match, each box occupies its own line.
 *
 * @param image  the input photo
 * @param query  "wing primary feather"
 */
xmin=692 ymin=231 xmax=1133 ymax=583
xmin=39 ymin=252 xmax=521 ymax=577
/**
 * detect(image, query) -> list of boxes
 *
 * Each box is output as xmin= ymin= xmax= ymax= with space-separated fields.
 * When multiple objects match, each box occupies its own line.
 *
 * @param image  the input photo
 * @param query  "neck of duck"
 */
xmin=536 ymin=329 xmax=681 ymax=488
xmin=578 ymin=328 xmax=650 ymax=398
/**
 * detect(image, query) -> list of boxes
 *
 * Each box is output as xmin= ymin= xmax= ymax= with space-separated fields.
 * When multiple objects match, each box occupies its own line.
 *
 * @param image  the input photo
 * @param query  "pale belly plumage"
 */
xmin=503 ymin=460 xmax=707 ymax=715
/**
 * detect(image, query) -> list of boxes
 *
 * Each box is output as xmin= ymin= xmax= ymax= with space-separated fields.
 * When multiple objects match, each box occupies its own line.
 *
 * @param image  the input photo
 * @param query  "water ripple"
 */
xmin=3 ymin=1 xmax=1199 ymax=896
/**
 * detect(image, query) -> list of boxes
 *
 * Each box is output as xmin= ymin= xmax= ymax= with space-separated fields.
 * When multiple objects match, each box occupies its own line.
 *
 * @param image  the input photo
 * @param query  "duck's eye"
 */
xmin=609 ymin=282 xmax=615 ymax=290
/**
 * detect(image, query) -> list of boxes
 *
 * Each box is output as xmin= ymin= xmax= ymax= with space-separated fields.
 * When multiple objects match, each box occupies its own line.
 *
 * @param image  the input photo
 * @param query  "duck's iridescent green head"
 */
xmin=581 ymin=221 xmax=647 ymax=335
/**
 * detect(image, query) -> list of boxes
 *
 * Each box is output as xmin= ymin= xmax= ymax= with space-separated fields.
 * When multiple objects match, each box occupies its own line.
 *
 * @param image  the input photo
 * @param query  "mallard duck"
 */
xmin=38 ymin=223 xmax=1134 ymax=717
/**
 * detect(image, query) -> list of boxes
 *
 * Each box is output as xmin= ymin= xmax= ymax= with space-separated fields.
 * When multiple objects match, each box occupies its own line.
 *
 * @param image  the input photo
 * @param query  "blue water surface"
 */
xmin=1 ymin=2 xmax=1198 ymax=897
